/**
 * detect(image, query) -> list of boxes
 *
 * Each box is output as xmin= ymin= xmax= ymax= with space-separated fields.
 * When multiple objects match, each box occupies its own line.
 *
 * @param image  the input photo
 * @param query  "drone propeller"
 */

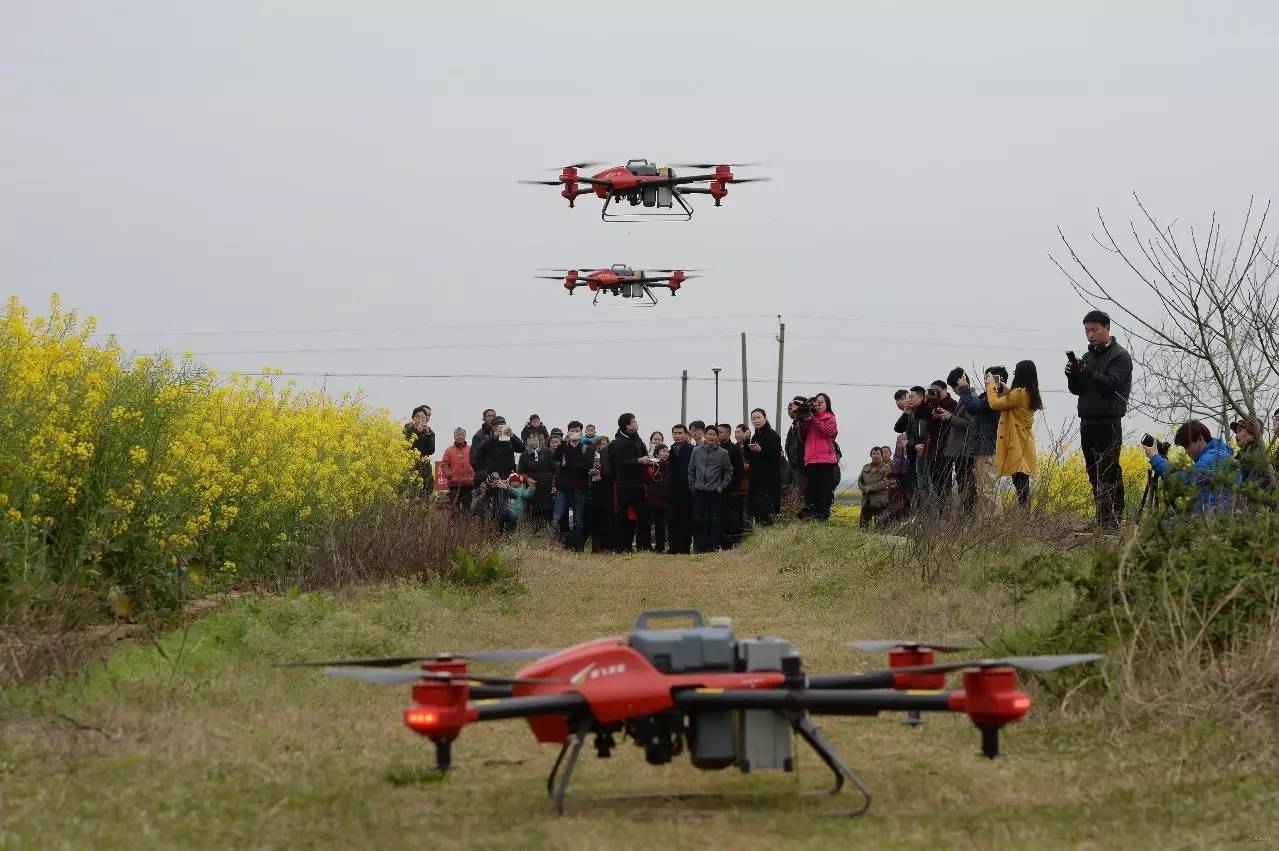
xmin=517 ymin=179 xmax=565 ymax=186
xmin=642 ymin=268 xmax=711 ymax=273
xmin=543 ymin=161 xmax=607 ymax=171
xmin=536 ymin=268 xmax=605 ymax=273
xmin=321 ymin=667 xmax=565 ymax=687
xmin=669 ymin=161 xmax=767 ymax=169
xmin=878 ymin=653 xmax=1104 ymax=676
xmin=275 ymin=647 xmax=561 ymax=669
xmin=726 ymin=177 xmax=772 ymax=183
xmin=848 ymin=640 xmax=973 ymax=654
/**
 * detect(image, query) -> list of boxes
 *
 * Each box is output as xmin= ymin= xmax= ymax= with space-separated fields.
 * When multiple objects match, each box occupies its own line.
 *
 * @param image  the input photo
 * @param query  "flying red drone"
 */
xmin=519 ymin=160 xmax=770 ymax=221
xmin=280 ymin=610 xmax=1099 ymax=816
xmin=533 ymin=264 xmax=702 ymax=306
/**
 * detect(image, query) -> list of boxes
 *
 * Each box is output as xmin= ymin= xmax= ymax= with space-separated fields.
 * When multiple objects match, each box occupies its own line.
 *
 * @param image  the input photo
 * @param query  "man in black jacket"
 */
xmin=717 ymin=424 xmax=745 ymax=548
xmin=552 ymin=421 xmax=595 ymax=550
xmin=667 ymin=423 xmax=695 ymax=554
xmin=1066 ymin=310 xmax=1133 ymax=530
xmin=470 ymin=408 xmax=498 ymax=489
xmin=747 ymin=408 xmax=782 ymax=524
xmin=608 ymin=413 xmax=656 ymax=552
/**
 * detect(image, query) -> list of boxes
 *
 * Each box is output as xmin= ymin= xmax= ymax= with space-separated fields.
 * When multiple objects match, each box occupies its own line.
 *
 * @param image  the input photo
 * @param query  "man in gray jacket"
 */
xmin=688 ymin=426 xmax=734 ymax=552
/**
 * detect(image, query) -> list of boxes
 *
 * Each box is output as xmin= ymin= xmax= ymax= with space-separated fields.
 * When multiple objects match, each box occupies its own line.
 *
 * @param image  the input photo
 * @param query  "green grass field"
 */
xmin=2 ymin=521 xmax=1275 ymax=850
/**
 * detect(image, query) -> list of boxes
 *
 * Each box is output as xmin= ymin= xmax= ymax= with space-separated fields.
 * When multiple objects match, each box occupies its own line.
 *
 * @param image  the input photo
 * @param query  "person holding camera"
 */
xmin=1066 ymin=310 xmax=1133 ymax=530
xmin=404 ymin=405 xmax=436 ymax=497
xmin=987 ymin=360 xmax=1042 ymax=509
xmin=795 ymin=392 xmax=840 ymax=521
xmin=954 ymin=367 xmax=1003 ymax=519
xmin=517 ymin=432 xmax=556 ymax=529
xmin=784 ymin=396 xmax=810 ymax=505
xmin=1144 ymin=420 xmax=1236 ymax=513
xmin=925 ymin=380 xmax=959 ymax=506
xmin=552 ymin=421 xmax=595 ymax=550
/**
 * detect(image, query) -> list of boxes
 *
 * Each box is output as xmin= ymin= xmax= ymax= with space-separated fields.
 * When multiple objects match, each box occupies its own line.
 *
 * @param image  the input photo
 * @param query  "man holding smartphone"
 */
xmin=1066 ymin=310 xmax=1133 ymax=530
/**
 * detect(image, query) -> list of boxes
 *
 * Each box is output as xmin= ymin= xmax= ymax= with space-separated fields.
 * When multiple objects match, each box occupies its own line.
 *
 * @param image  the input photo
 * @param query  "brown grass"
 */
xmin=1 ymin=518 xmax=1274 ymax=849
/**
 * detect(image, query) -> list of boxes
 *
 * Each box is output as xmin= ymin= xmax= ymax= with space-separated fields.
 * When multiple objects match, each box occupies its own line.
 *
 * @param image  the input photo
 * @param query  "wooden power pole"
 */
xmin=774 ymin=316 xmax=785 ymax=427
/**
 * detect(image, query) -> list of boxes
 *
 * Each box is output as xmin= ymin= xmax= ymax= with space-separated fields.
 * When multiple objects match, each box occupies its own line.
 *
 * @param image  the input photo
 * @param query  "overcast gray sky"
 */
xmin=4 ymin=1 xmax=1277 ymax=458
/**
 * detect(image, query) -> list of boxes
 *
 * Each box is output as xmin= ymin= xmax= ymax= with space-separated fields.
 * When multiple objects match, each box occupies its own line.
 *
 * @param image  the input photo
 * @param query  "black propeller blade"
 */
xmin=876 ymin=654 xmax=1104 ymax=676
xmin=517 ymin=179 xmax=565 ymax=186
xmin=321 ymin=667 xmax=565 ymax=687
xmin=848 ymin=640 xmax=973 ymax=654
xmin=669 ymin=161 xmax=767 ymax=168
xmin=543 ymin=161 xmax=607 ymax=171
xmin=275 ymin=648 xmax=561 ymax=669
xmin=643 ymin=268 xmax=711 ymax=273
xmin=726 ymin=177 xmax=772 ymax=183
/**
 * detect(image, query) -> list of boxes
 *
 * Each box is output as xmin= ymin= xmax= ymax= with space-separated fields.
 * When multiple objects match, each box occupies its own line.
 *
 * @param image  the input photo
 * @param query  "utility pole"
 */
xmin=712 ymin=368 xmax=722 ymax=426
xmin=681 ymin=369 xmax=688 ymax=424
xmin=775 ymin=315 xmax=786 ymax=427
xmin=740 ymin=332 xmax=749 ymax=427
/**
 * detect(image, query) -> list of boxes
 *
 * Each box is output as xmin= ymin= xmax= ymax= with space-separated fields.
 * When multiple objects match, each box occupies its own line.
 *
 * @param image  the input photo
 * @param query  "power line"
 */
xmin=238 ymin=370 xmax=1076 ymax=394
xmin=186 ymin=332 xmax=772 ymax=357
xmin=89 ymin=312 xmax=1071 ymax=341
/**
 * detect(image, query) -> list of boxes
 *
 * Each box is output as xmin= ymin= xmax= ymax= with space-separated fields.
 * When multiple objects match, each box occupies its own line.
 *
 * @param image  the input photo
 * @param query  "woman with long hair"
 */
xmin=796 ymin=392 xmax=839 ymax=521
xmin=987 ymin=360 xmax=1042 ymax=508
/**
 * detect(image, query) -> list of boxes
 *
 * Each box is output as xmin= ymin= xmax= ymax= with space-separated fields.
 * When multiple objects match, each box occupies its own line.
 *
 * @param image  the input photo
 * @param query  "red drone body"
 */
xmin=520 ymin=160 xmax=770 ymax=222
xmin=534 ymin=264 xmax=696 ymax=305
xmin=284 ymin=611 xmax=1096 ymax=816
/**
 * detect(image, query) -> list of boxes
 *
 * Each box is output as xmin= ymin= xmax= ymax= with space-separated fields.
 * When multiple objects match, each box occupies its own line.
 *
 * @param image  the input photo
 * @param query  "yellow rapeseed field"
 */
xmin=1 ymin=296 xmax=415 ymax=615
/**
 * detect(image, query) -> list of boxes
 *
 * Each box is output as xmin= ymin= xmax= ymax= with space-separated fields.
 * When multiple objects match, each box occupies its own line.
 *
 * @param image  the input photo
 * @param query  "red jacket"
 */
xmin=438 ymin=443 xmax=474 ymax=486
xmin=799 ymin=411 xmax=839 ymax=466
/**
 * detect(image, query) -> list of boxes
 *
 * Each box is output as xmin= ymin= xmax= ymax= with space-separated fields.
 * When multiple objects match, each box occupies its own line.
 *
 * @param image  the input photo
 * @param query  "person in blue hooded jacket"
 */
xmin=1145 ymin=419 xmax=1238 ymax=513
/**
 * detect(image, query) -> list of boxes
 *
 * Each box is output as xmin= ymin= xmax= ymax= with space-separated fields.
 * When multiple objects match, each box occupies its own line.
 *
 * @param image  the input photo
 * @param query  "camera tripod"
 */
xmin=1136 ymin=469 xmax=1160 ymax=521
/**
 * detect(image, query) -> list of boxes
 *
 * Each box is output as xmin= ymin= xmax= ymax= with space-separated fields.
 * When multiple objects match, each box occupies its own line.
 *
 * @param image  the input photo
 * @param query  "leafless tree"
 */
xmin=1052 ymin=195 xmax=1279 ymax=435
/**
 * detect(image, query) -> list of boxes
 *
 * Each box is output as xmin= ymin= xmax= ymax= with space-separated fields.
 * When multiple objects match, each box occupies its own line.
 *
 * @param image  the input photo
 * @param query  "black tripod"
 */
xmin=1136 ymin=469 xmax=1160 ymax=522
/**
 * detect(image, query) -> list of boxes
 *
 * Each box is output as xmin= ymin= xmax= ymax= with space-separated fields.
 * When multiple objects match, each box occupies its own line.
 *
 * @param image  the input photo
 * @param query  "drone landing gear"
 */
xmin=600 ymin=191 xmax=694 ymax=222
xmin=546 ymin=717 xmax=595 ymax=815
xmin=790 ymin=714 xmax=873 ymax=817
xmin=432 ymin=738 xmax=454 ymax=773
xmin=590 ymin=287 xmax=659 ymax=307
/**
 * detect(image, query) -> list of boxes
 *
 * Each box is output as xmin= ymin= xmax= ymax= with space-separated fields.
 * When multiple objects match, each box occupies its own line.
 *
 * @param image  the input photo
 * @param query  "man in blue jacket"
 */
xmin=1145 ymin=420 xmax=1238 ymax=513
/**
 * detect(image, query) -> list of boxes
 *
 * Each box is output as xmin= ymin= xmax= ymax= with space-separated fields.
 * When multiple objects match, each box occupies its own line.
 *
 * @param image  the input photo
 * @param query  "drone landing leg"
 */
xmin=791 ymin=714 xmax=872 ymax=817
xmin=546 ymin=740 xmax=570 ymax=799
xmin=552 ymin=718 xmax=594 ymax=815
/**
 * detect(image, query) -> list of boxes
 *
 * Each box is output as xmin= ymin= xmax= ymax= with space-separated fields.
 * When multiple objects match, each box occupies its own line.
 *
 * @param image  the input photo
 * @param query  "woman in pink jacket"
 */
xmin=797 ymin=392 xmax=839 ymax=521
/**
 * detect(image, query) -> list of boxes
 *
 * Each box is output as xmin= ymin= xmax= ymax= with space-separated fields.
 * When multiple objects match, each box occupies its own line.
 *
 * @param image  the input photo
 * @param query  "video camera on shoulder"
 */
xmin=1141 ymin=433 xmax=1171 ymax=457
xmin=790 ymin=396 xmax=814 ymax=420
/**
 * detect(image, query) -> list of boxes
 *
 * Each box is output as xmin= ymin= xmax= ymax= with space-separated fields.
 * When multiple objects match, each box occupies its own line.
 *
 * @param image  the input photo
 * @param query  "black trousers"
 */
xmin=613 ymin=485 xmax=649 ymax=552
xmin=1013 ymin=472 xmax=1031 ymax=508
xmin=952 ymin=456 xmax=975 ymax=510
xmin=859 ymin=505 xmax=883 ymax=528
xmin=1081 ymin=420 xmax=1125 ymax=529
xmin=749 ymin=481 xmax=777 ymax=525
xmin=803 ymin=463 xmax=839 ymax=521
xmin=645 ymin=508 xmax=668 ymax=553
xmin=929 ymin=457 xmax=955 ymax=509
xmin=668 ymin=491 xmax=692 ymax=553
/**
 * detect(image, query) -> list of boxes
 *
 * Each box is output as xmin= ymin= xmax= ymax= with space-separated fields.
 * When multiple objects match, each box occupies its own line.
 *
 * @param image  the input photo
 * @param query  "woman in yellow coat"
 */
xmin=986 ymin=359 xmax=1043 ymax=508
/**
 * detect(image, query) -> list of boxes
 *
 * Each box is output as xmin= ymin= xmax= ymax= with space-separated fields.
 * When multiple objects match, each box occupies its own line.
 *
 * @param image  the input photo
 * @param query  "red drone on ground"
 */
xmin=533 ymin=264 xmax=702 ymax=306
xmin=519 ymin=160 xmax=770 ymax=221
xmin=280 ymin=610 xmax=1099 ymax=816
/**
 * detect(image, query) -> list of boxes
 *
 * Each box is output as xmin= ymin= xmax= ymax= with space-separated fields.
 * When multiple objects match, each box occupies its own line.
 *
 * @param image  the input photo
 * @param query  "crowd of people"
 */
xmin=403 ymin=311 xmax=1276 ymax=550
xmin=404 ymin=405 xmax=823 ymax=554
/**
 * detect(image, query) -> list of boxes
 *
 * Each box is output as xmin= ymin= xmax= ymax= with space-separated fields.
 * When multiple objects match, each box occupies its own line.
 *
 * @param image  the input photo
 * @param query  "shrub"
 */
xmin=0 ymin=296 xmax=416 ymax=620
